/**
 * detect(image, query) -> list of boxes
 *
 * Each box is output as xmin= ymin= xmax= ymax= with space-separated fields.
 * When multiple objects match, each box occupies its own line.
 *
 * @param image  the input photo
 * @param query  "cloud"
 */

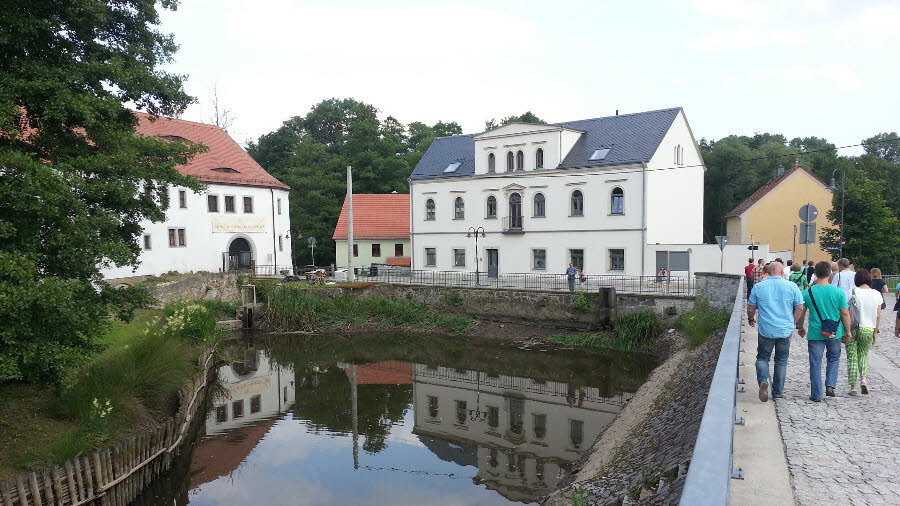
xmin=771 ymin=64 xmax=864 ymax=91
xmin=689 ymin=0 xmax=765 ymax=20
xmin=686 ymin=25 xmax=807 ymax=52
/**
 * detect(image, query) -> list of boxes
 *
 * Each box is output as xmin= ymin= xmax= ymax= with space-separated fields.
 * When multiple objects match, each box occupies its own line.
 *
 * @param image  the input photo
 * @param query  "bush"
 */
xmin=160 ymin=301 xmax=221 ymax=343
xmin=443 ymin=288 xmax=464 ymax=307
xmin=570 ymin=293 xmax=591 ymax=313
xmin=677 ymin=299 xmax=730 ymax=347
xmin=615 ymin=311 xmax=661 ymax=340
xmin=195 ymin=299 xmax=238 ymax=320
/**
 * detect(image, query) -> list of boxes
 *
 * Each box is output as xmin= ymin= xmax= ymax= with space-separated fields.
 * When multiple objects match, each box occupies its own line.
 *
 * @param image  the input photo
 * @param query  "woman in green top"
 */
xmin=799 ymin=262 xmax=852 ymax=401
xmin=789 ymin=263 xmax=809 ymax=290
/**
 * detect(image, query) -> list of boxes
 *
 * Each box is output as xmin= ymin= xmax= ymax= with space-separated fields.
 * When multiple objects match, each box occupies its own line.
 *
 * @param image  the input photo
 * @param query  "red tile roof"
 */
xmin=343 ymin=361 xmax=412 ymax=385
xmin=332 ymin=194 xmax=410 ymax=240
xmin=725 ymin=165 xmax=826 ymax=218
xmin=134 ymin=112 xmax=289 ymax=190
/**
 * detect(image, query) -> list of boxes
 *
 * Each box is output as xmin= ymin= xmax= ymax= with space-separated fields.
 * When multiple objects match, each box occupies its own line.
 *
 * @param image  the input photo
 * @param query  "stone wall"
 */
xmin=150 ymin=272 xmax=242 ymax=304
xmin=694 ymin=272 xmax=742 ymax=308
xmin=617 ymin=293 xmax=696 ymax=317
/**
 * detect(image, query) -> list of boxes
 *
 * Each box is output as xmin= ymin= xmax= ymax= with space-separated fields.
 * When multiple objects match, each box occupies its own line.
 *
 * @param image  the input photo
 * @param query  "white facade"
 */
xmin=101 ymin=183 xmax=293 ymax=279
xmin=410 ymin=110 xmax=704 ymax=276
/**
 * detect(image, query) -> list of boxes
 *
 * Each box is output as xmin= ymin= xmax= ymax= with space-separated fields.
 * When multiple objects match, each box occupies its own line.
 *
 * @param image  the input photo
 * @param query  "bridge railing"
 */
xmin=679 ymin=276 xmax=745 ymax=505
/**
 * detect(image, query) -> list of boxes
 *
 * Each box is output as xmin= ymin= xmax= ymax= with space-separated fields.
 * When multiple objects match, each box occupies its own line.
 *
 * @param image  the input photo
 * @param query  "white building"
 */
xmin=409 ymin=108 xmax=705 ymax=277
xmin=102 ymin=113 xmax=292 ymax=280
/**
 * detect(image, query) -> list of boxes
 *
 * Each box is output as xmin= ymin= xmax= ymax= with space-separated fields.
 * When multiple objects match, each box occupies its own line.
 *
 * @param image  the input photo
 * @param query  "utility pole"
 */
xmin=351 ymin=364 xmax=359 ymax=470
xmin=346 ymin=166 xmax=355 ymax=282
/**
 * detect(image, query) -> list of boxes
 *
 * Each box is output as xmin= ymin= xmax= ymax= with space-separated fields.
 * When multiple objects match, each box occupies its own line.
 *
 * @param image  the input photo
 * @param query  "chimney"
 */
xmin=615 ymin=109 xmax=619 ymax=116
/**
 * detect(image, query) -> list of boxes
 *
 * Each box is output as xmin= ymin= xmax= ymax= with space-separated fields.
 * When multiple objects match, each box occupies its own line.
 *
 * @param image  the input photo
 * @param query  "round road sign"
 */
xmin=799 ymin=204 xmax=818 ymax=222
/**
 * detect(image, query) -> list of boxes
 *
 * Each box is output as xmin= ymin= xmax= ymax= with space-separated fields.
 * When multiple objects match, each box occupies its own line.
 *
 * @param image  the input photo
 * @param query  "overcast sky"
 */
xmin=159 ymin=0 xmax=899 ymax=154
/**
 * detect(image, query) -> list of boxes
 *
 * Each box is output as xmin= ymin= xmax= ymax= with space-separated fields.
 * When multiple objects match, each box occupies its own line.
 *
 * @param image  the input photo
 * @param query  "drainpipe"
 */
xmin=641 ymin=163 xmax=647 ymax=276
xmin=271 ymin=189 xmax=277 ymax=271
xmin=409 ymin=178 xmax=414 ymax=268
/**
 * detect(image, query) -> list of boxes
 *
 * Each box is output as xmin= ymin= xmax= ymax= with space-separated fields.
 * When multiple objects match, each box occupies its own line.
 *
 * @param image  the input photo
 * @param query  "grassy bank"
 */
xmin=0 ymin=301 xmax=221 ymax=479
xmin=675 ymin=299 xmax=731 ymax=347
xmin=262 ymin=285 xmax=473 ymax=335
xmin=548 ymin=311 xmax=661 ymax=353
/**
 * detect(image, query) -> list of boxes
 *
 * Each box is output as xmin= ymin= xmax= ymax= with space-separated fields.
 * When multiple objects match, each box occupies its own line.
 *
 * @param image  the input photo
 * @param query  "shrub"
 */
xmin=443 ymin=288 xmax=464 ymax=307
xmin=677 ymin=299 xmax=730 ymax=347
xmin=570 ymin=292 xmax=591 ymax=313
xmin=196 ymin=299 xmax=238 ymax=320
xmin=615 ymin=311 xmax=661 ymax=340
xmin=160 ymin=301 xmax=221 ymax=343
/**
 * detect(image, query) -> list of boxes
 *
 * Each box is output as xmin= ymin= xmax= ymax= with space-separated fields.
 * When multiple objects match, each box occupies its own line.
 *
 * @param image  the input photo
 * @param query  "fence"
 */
xmin=678 ymin=276 xmax=745 ymax=505
xmin=246 ymin=264 xmax=294 ymax=278
xmin=354 ymin=269 xmax=696 ymax=295
xmin=0 ymin=350 xmax=215 ymax=506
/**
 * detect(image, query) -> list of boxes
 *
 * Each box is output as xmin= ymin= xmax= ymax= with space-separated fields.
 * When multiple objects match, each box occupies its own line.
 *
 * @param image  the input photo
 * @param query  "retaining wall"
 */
xmin=150 ymin=272 xmax=242 ymax=304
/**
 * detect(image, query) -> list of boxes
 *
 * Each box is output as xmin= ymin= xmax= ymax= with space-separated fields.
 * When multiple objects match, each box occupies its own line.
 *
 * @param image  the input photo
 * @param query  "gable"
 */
xmin=726 ymin=166 xmax=829 ymax=218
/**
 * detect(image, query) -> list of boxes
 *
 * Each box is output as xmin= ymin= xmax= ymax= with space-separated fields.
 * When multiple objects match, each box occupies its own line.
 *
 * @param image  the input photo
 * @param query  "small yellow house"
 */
xmin=725 ymin=164 xmax=833 ymax=263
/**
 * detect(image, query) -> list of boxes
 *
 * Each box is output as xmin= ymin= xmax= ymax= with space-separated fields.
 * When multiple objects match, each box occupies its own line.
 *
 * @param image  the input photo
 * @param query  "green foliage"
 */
xmin=570 ymin=487 xmax=588 ymax=506
xmin=262 ymin=286 xmax=472 ymax=335
xmin=570 ymin=292 xmax=591 ymax=313
xmin=0 ymin=1 xmax=201 ymax=382
xmin=615 ymin=311 xmax=662 ymax=340
xmin=677 ymin=299 xmax=730 ymax=347
xmin=484 ymin=111 xmax=546 ymax=131
xmin=443 ymin=288 xmax=464 ymax=307
xmin=194 ymin=299 xmax=239 ymax=320
xmin=549 ymin=311 xmax=660 ymax=353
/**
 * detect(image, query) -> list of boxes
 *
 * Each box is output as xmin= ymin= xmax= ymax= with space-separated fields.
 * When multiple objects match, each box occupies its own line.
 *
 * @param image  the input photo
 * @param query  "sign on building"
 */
xmin=212 ymin=216 xmax=267 ymax=233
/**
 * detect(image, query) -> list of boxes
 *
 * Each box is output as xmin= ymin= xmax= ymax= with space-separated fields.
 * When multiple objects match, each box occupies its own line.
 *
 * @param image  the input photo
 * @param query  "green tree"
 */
xmin=0 ymin=1 xmax=200 ymax=381
xmin=484 ymin=111 xmax=546 ymax=131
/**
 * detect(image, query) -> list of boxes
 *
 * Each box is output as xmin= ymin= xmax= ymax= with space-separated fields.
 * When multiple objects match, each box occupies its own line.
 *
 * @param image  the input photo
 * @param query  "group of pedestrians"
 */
xmin=747 ymin=258 xmax=890 ymax=402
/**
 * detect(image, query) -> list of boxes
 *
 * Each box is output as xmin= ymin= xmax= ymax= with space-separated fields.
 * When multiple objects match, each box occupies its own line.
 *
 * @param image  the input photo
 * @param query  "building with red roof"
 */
xmin=102 ymin=113 xmax=293 ymax=279
xmin=332 ymin=193 xmax=411 ymax=270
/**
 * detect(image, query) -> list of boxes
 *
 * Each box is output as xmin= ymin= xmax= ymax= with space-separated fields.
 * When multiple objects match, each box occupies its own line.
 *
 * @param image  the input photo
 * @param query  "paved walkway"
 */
xmin=775 ymin=292 xmax=900 ymax=505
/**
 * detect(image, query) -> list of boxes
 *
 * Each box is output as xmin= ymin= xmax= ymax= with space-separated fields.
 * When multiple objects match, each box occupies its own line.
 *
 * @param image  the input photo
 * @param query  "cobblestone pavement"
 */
xmin=774 ymin=292 xmax=900 ymax=505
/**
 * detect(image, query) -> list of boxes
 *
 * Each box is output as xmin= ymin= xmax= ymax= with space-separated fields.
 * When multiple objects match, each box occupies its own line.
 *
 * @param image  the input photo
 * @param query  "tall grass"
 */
xmin=263 ymin=285 xmax=473 ymax=335
xmin=549 ymin=310 xmax=660 ymax=353
xmin=676 ymin=299 xmax=730 ymax=347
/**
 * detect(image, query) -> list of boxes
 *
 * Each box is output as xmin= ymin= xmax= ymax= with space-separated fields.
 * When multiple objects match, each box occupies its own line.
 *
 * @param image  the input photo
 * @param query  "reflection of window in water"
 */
xmin=536 ymin=460 xmax=545 ymax=481
xmin=454 ymin=368 xmax=467 ymax=376
xmin=428 ymin=396 xmax=439 ymax=418
xmin=532 ymin=378 xmax=546 ymax=385
xmin=533 ymin=414 xmax=547 ymax=439
xmin=426 ymin=364 xmax=438 ymax=371
xmin=283 ymin=386 xmax=288 ymax=402
xmin=455 ymin=400 xmax=467 ymax=424
xmin=489 ymin=448 xmax=499 ymax=468
xmin=570 ymin=419 xmax=584 ymax=446
xmin=507 ymin=453 xmax=516 ymax=472
xmin=487 ymin=406 xmax=499 ymax=429
xmin=487 ymin=372 xmax=499 ymax=379
xmin=508 ymin=398 xmax=524 ymax=434
xmin=507 ymin=453 xmax=526 ymax=475
xmin=232 ymin=399 xmax=244 ymax=419
xmin=250 ymin=394 xmax=261 ymax=414
xmin=215 ymin=405 xmax=227 ymax=423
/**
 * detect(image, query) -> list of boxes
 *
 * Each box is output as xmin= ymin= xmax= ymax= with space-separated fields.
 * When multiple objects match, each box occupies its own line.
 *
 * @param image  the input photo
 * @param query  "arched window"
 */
xmin=488 ymin=153 xmax=495 ymax=173
xmin=535 ymin=148 xmax=544 ymax=169
xmin=611 ymin=187 xmax=624 ymax=215
xmin=571 ymin=190 xmax=584 ymax=216
xmin=454 ymin=196 xmax=465 ymax=219
xmin=508 ymin=193 xmax=523 ymax=229
xmin=533 ymin=193 xmax=545 ymax=217
xmin=425 ymin=199 xmax=435 ymax=220
xmin=516 ymin=150 xmax=524 ymax=170
xmin=506 ymin=151 xmax=514 ymax=172
xmin=486 ymin=195 xmax=497 ymax=218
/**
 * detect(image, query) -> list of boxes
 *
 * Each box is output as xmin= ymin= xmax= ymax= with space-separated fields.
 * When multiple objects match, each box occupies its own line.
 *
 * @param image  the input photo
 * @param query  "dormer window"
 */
xmin=444 ymin=162 xmax=462 ymax=173
xmin=589 ymin=148 xmax=611 ymax=161
xmin=158 ymin=135 xmax=190 ymax=143
xmin=535 ymin=148 xmax=544 ymax=169
xmin=506 ymin=151 xmax=514 ymax=172
xmin=212 ymin=167 xmax=239 ymax=174
xmin=516 ymin=150 xmax=524 ymax=170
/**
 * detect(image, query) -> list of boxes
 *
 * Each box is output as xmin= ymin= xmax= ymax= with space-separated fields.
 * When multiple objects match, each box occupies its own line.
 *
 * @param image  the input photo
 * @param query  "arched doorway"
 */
xmin=228 ymin=237 xmax=253 ymax=270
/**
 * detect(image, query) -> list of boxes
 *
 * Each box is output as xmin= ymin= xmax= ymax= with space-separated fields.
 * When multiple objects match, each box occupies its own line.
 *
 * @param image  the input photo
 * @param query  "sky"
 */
xmin=158 ymin=0 xmax=900 ymax=154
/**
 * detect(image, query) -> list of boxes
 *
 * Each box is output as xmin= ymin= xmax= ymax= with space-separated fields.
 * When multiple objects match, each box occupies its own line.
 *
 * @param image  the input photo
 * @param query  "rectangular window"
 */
xmin=453 ymin=248 xmax=466 ymax=267
xmin=533 ymin=414 xmax=547 ymax=438
xmin=425 ymin=248 xmax=436 ymax=267
xmin=570 ymin=419 xmax=584 ymax=446
xmin=609 ymin=249 xmax=625 ymax=271
xmin=353 ymin=244 xmax=358 ymax=257
xmin=179 ymin=190 xmax=187 ymax=209
xmin=143 ymin=234 xmax=151 ymax=250
xmin=394 ymin=243 xmax=404 ymax=257
xmin=169 ymin=228 xmax=186 ymax=247
xmin=284 ymin=386 xmax=288 ymax=402
xmin=168 ymin=229 xmax=176 ymax=247
xmin=243 ymin=196 xmax=253 ymax=213
xmin=428 ymin=396 xmax=439 ymax=418
xmin=215 ymin=405 xmax=227 ymax=423
xmin=372 ymin=243 xmax=381 ymax=257
xmin=533 ymin=249 xmax=546 ymax=270
xmin=232 ymin=399 xmax=244 ymax=419
xmin=570 ymin=249 xmax=584 ymax=270
xmin=178 ymin=228 xmax=186 ymax=247
xmin=207 ymin=195 xmax=219 ymax=212
xmin=278 ymin=235 xmax=283 ymax=252
xmin=488 ymin=406 xmax=499 ymax=429
xmin=509 ymin=398 xmax=524 ymax=434
xmin=224 ymin=195 xmax=235 ymax=213
xmin=277 ymin=198 xmax=282 ymax=215
xmin=455 ymin=400 xmax=467 ymax=425
xmin=250 ymin=395 xmax=261 ymax=414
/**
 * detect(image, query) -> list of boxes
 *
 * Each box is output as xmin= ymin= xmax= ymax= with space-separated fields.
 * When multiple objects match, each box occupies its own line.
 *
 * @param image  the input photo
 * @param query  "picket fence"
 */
xmin=0 ymin=350 xmax=215 ymax=506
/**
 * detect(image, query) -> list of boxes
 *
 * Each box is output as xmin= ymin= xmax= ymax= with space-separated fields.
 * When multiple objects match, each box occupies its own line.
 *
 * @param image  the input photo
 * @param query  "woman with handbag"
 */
xmin=846 ymin=269 xmax=883 ymax=395
xmin=870 ymin=268 xmax=888 ymax=310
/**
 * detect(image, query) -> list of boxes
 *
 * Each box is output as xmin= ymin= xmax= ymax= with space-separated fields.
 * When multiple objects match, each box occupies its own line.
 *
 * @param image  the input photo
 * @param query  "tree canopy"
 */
xmin=484 ymin=111 xmax=546 ymax=131
xmin=0 ymin=0 xmax=200 ymax=381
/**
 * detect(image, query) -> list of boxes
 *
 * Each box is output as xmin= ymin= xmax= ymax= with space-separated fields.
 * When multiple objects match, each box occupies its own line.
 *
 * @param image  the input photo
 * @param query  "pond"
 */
xmin=154 ymin=334 xmax=653 ymax=505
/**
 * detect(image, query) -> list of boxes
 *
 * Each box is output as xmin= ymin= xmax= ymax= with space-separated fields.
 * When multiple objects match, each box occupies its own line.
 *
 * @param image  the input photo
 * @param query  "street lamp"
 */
xmin=827 ymin=169 xmax=846 ymax=258
xmin=467 ymin=226 xmax=486 ymax=285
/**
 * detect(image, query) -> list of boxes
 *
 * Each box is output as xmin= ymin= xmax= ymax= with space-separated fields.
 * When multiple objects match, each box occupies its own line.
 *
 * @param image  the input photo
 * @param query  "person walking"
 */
xmin=566 ymin=263 xmax=577 ymax=292
xmin=752 ymin=258 xmax=765 ymax=286
xmin=784 ymin=259 xmax=793 ymax=279
xmin=748 ymin=262 xmax=805 ymax=401
xmin=804 ymin=260 xmax=815 ymax=284
xmin=846 ymin=269 xmax=882 ymax=396
xmin=789 ymin=263 xmax=809 ymax=290
xmin=744 ymin=258 xmax=756 ymax=296
xmin=831 ymin=258 xmax=855 ymax=301
xmin=870 ymin=268 xmax=888 ymax=310
xmin=798 ymin=261 xmax=852 ymax=402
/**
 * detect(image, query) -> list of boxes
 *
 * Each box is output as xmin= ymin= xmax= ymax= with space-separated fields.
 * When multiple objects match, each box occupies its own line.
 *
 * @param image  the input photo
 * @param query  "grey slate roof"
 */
xmin=410 ymin=107 xmax=681 ymax=181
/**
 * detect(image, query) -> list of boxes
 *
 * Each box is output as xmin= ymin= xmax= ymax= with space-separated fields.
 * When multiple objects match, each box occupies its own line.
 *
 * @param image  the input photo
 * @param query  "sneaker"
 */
xmin=809 ymin=397 xmax=822 ymax=402
xmin=825 ymin=386 xmax=836 ymax=397
xmin=848 ymin=389 xmax=859 ymax=396
xmin=861 ymin=384 xmax=869 ymax=395
xmin=759 ymin=382 xmax=769 ymax=402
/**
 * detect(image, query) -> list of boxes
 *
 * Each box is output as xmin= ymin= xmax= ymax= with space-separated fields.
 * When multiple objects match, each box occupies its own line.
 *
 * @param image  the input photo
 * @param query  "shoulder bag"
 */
xmin=808 ymin=286 xmax=839 ymax=338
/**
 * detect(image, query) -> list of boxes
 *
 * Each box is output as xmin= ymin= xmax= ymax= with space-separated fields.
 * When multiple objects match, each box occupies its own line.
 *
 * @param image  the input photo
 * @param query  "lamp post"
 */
xmin=467 ymin=226 xmax=486 ymax=286
xmin=827 ymin=169 xmax=846 ymax=258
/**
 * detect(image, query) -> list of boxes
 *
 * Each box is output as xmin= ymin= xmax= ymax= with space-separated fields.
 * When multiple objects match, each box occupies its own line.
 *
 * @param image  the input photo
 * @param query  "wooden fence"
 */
xmin=0 ymin=350 xmax=216 ymax=506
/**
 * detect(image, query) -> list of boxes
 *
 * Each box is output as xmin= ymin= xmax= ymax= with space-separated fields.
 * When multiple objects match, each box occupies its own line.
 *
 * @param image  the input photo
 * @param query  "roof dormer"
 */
xmin=473 ymin=123 xmax=584 ymax=175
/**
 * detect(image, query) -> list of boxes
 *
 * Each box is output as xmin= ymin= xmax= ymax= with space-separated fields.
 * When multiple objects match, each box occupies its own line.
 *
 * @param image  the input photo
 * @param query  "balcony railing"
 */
xmin=502 ymin=215 xmax=524 ymax=233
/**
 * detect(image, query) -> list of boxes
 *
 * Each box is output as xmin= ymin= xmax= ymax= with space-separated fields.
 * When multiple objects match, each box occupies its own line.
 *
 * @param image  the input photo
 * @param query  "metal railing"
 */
xmin=679 ymin=276 xmax=745 ymax=505
xmin=247 ymin=264 xmax=294 ymax=277
xmin=356 ymin=268 xmax=696 ymax=295
xmin=502 ymin=215 xmax=524 ymax=233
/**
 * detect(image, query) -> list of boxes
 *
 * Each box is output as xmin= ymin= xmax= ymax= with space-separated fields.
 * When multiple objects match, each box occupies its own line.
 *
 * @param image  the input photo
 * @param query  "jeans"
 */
xmin=808 ymin=339 xmax=842 ymax=399
xmin=567 ymin=278 xmax=575 ymax=291
xmin=746 ymin=279 xmax=754 ymax=298
xmin=756 ymin=335 xmax=790 ymax=396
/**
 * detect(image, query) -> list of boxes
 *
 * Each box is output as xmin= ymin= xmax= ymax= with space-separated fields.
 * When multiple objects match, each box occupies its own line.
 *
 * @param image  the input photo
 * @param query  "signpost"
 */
xmin=715 ymin=235 xmax=727 ymax=273
xmin=798 ymin=203 xmax=818 ymax=263
xmin=307 ymin=236 xmax=317 ymax=266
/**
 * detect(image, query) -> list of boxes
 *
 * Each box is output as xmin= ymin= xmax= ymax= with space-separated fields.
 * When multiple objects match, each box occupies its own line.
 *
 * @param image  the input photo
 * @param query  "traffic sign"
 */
xmin=715 ymin=236 xmax=728 ymax=251
xmin=307 ymin=236 xmax=317 ymax=246
xmin=799 ymin=204 xmax=818 ymax=223
xmin=747 ymin=245 xmax=759 ymax=251
xmin=799 ymin=222 xmax=816 ymax=244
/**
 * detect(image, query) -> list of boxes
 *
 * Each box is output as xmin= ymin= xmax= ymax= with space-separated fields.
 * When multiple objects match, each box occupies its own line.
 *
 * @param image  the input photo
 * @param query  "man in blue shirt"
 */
xmin=748 ymin=262 xmax=805 ymax=401
xmin=566 ymin=263 xmax=577 ymax=292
